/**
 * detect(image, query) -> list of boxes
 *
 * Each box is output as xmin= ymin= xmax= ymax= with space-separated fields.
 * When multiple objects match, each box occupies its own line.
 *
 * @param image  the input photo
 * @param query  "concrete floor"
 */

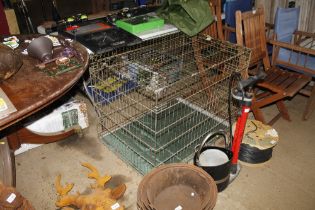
xmin=15 ymin=93 xmax=315 ymax=210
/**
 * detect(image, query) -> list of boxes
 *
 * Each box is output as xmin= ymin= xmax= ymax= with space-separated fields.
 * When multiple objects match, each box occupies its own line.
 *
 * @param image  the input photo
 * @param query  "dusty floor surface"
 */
xmin=15 ymin=93 xmax=315 ymax=210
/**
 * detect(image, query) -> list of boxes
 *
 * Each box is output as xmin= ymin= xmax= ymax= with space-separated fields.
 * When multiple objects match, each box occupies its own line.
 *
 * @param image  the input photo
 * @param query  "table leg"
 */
xmin=1 ymin=126 xmax=79 ymax=187
xmin=0 ymin=138 xmax=16 ymax=187
xmin=7 ymin=126 xmax=80 ymax=150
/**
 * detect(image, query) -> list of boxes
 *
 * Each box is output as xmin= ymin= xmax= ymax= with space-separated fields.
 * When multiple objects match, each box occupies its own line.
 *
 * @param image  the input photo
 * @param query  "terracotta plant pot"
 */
xmin=137 ymin=163 xmax=218 ymax=210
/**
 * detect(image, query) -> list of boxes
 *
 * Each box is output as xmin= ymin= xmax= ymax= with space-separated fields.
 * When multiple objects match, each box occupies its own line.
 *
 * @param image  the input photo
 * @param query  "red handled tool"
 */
xmin=230 ymin=71 xmax=266 ymax=174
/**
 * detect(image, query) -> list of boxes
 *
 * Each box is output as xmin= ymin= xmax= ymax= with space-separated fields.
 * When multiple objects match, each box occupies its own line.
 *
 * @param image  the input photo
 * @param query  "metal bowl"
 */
xmin=137 ymin=163 xmax=218 ymax=210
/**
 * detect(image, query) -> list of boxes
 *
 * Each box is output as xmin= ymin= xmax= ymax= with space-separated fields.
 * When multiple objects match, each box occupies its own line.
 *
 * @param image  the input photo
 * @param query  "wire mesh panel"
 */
xmin=88 ymin=32 xmax=251 ymax=174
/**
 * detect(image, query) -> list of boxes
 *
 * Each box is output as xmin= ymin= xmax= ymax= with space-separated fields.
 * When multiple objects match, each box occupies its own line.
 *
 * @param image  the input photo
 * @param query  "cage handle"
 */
xmin=195 ymin=130 xmax=228 ymax=161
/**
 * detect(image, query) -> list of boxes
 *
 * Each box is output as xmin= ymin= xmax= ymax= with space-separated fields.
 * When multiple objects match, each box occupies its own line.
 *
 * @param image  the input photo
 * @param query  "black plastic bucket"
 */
xmin=194 ymin=130 xmax=233 ymax=192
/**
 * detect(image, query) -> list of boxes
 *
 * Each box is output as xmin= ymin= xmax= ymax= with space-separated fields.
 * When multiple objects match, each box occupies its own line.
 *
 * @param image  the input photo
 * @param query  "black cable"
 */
xmin=239 ymin=120 xmax=274 ymax=164
xmin=228 ymin=72 xmax=242 ymax=149
xmin=239 ymin=144 xmax=273 ymax=164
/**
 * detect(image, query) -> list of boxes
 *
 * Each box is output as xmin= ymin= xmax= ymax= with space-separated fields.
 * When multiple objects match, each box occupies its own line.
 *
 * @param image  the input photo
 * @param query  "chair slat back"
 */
xmin=225 ymin=0 xmax=253 ymax=43
xmin=202 ymin=0 xmax=224 ymax=40
xmin=236 ymin=7 xmax=271 ymax=69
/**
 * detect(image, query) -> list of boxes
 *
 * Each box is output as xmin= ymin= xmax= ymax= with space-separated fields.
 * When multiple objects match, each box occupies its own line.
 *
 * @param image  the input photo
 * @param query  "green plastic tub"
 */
xmin=116 ymin=15 xmax=164 ymax=34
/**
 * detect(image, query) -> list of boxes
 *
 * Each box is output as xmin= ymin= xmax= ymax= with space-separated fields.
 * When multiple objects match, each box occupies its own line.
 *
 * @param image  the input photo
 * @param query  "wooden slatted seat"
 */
xmin=235 ymin=7 xmax=311 ymax=125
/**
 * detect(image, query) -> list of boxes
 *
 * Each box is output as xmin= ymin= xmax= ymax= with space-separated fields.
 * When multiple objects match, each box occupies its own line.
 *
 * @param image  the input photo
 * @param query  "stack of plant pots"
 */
xmin=137 ymin=163 xmax=218 ymax=210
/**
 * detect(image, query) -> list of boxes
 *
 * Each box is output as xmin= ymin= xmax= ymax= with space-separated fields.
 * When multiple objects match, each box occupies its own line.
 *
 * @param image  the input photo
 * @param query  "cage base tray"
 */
xmin=102 ymin=101 xmax=228 ymax=174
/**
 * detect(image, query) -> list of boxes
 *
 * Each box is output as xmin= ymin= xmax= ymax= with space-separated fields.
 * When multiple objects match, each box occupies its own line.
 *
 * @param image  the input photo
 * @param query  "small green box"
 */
xmin=116 ymin=15 xmax=164 ymax=34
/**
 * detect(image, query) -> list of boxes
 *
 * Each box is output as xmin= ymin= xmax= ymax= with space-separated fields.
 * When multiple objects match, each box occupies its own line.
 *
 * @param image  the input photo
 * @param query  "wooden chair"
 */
xmin=270 ymin=6 xmax=315 ymax=120
xmin=235 ymin=7 xmax=311 ymax=125
xmin=193 ymin=0 xmax=225 ymax=100
xmin=270 ymin=32 xmax=315 ymax=120
xmin=224 ymin=0 xmax=253 ymax=43
xmin=201 ymin=0 xmax=224 ymax=40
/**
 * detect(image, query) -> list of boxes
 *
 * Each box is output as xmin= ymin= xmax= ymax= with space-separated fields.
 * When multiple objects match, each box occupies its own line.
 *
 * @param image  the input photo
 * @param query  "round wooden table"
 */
xmin=0 ymin=35 xmax=89 ymax=186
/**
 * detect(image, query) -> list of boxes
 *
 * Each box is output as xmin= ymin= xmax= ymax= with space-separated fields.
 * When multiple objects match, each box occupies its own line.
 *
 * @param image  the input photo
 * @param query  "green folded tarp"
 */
xmin=157 ymin=0 xmax=214 ymax=36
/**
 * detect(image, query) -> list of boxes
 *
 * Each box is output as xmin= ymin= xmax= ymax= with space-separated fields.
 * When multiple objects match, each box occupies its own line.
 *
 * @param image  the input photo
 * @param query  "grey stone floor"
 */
xmin=15 ymin=93 xmax=315 ymax=210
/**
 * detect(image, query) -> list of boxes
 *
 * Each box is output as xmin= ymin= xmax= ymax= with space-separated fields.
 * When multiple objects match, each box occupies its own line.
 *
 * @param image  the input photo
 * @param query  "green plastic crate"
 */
xmin=115 ymin=15 xmax=164 ymax=34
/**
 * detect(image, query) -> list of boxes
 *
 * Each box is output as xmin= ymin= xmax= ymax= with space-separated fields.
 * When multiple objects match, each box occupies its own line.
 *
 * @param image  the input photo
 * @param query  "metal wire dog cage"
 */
xmin=88 ymin=32 xmax=251 ymax=174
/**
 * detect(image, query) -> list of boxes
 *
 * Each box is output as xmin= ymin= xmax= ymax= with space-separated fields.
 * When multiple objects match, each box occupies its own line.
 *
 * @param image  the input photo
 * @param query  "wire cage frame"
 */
xmin=87 ymin=32 xmax=251 ymax=174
